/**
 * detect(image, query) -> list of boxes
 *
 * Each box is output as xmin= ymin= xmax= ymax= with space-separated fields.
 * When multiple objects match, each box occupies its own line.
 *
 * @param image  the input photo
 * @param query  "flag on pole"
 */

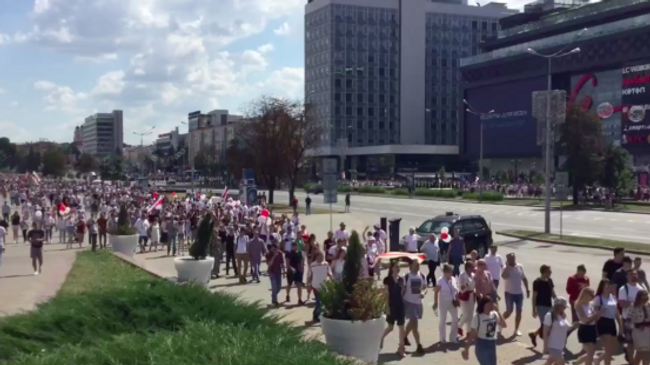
xmin=222 ymin=187 xmax=229 ymax=200
xmin=31 ymin=172 xmax=41 ymax=185
xmin=147 ymin=196 xmax=163 ymax=213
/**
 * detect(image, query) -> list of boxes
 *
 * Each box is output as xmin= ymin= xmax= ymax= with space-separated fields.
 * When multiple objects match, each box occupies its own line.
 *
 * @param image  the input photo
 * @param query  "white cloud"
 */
xmin=0 ymin=122 xmax=31 ymax=142
xmin=0 ymin=87 xmax=5 ymax=94
xmin=34 ymin=80 xmax=87 ymax=113
xmin=9 ymin=101 xmax=18 ymax=107
xmin=92 ymin=71 xmax=126 ymax=96
xmin=74 ymin=53 xmax=118 ymax=63
xmin=0 ymin=34 xmax=11 ymax=44
xmin=264 ymin=67 xmax=304 ymax=98
xmin=273 ymin=22 xmax=291 ymax=36
xmin=34 ymin=80 xmax=57 ymax=90
xmin=258 ymin=43 xmax=274 ymax=54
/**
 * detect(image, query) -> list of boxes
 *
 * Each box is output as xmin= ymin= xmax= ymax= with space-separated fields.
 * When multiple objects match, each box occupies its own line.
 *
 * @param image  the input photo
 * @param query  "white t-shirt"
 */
xmin=310 ymin=261 xmax=330 ymax=290
xmin=135 ymin=218 xmax=150 ymax=237
xmin=471 ymin=312 xmax=500 ymax=340
xmin=437 ymin=276 xmax=458 ymax=303
xmin=404 ymin=234 xmax=420 ymax=252
xmin=619 ymin=283 xmax=645 ymax=319
xmin=283 ymin=232 xmax=294 ymax=252
xmin=504 ymin=264 xmax=526 ymax=295
xmin=328 ymin=245 xmax=345 ymax=258
xmin=236 ymin=235 xmax=249 ymax=254
xmin=334 ymin=229 xmax=349 ymax=242
xmin=404 ymin=271 xmax=426 ymax=304
xmin=543 ymin=312 xmax=570 ymax=350
xmin=459 ymin=271 xmax=476 ymax=296
xmin=484 ymin=253 xmax=504 ymax=280
xmin=0 ymin=226 xmax=5 ymax=247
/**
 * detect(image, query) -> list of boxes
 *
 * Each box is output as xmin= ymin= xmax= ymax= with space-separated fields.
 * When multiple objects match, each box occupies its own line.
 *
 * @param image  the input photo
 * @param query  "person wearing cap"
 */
xmin=542 ymin=297 xmax=579 ymax=365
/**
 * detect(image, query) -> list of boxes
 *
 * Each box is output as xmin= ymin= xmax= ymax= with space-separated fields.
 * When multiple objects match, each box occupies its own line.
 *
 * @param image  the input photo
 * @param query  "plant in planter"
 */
xmin=174 ymin=213 xmax=215 ymax=285
xmin=108 ymin=205 xmax=138 ymax=257
xmin=320 ymin=230 xmax=387 ymax=363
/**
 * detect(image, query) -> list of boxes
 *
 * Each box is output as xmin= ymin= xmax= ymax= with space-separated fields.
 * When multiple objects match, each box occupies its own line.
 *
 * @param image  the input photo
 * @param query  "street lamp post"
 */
xmin=464 ymin=100 xmax=495 ymax=201
xmin=133 ymin=126 xmax=155 ymax=175
xmin=527 ymin=28 xmax=586 ymax=234
xmin=180 ymin=121 xmax=194 ymax=196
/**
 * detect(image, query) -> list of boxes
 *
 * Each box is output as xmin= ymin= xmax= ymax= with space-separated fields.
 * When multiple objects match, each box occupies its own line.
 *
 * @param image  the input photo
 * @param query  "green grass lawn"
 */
xmin=498 ymin=229 xmax=650 ymax=254
xmin=0 ymin=251 xmax=353 ymax=365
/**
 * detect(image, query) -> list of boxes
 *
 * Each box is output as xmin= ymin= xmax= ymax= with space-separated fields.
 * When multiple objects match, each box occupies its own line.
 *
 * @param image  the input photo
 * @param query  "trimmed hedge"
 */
xmin=414 ymin=188 xmax=457 ymax=198
xmin=391 ymin=188 xmax=409 ymax=196
xmin=357 ymin=186 xmax=386 ymax=194
xmin=462 ymin=191 xmax=504 ymax=201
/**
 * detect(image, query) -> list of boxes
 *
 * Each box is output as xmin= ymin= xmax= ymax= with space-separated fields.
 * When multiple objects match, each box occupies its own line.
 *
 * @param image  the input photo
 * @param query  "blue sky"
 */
xmin=0 ymin=0 xmax=305 ymax=144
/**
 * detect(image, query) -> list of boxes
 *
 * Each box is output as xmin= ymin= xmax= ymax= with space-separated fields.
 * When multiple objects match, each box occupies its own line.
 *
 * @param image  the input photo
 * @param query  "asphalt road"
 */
xmin=275 ymin=190 xmax=650 ymax=244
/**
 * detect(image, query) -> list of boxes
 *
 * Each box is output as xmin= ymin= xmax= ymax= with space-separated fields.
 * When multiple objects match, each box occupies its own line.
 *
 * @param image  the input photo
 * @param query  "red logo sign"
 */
xmin=569 ymin=74 xmax=624 ymax=118
xmin=628 ymin=135 xmax=645 ymax=143
xmin=623 ymin=75 xmax=650 ymax=86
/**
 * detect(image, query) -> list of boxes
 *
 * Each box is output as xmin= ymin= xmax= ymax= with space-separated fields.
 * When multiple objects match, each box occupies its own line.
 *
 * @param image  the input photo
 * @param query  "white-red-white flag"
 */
xmin=222 ymin=187 xmax=229 ymax=200
xmin=147 ymin=196 xmax=163 ymax=213
xmin=31 ymin=172 xmax=41 ymax=185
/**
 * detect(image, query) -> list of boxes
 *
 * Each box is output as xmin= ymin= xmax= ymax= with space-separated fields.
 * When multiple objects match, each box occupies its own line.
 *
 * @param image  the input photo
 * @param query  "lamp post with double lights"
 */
xmin=133 ymin=126 xmax=155 ymax=175
xmin=527 ymin=27 xmax=586 ymax=234
xmin=180 ymin=121 xmax=195 ymax=195
xmin=464 ymin=100 xmax=494 ymax=201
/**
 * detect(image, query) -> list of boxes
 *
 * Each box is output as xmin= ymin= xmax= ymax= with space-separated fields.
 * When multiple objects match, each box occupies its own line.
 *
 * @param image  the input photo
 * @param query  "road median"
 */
xmin=497 ymin=229 xmax=650 ymax=255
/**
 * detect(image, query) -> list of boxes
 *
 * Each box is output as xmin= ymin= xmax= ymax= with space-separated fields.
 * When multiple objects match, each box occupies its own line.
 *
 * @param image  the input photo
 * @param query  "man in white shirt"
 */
xmin=134 ymin=213 xmax=150 ymax=253
xmin=501 ymin=253 xmax=530 ymax=337
xmin=334 ymin=222 xmax=349 ymax=243
xmin=421 ymin=234 xmax=440 ymax=287
xmin=485 ymin=246 xmax=505 ymax=289
xmin=619 ymin=269 xmax=645 ymax=361
xmin=0 ymin=225 xmax=5 ymax=267
xmin=403 ymin=227 xmax=421 ymax=253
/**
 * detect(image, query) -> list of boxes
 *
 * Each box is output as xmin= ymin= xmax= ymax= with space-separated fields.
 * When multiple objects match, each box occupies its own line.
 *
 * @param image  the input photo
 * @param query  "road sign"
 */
xmin=323 ymin=174 xmax=337 ymax=191
xmin=555 ymin=172 xmax=569 ymax=187
xmin=323 ymin=158 xmax=337 ymax=174
xmin=324 ymin=190 xmax=337 ymax=204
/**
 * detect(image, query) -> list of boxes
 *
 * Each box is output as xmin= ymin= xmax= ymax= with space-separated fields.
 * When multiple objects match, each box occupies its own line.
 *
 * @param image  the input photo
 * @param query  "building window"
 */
xmin=335 ymin=93 xmax=341 ymax=101
xmin=357 ymin=93 xmax=363 ymax=102
xmin=368 ymin=107 xmax=374 ymax=116
xmin=357 ymin=107 xmax=363 ymax=116
xmin=346 ymin=107 xmax=352 ymax=115
xmin=346 ymin=93 xmax=352 ymax=102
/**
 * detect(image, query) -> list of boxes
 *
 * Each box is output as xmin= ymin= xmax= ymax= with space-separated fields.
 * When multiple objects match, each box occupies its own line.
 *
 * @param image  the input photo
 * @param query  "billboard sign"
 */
xmin=464 ymin=77 xmax=546 ymax=159
xmin=621 ymin=61 xmax=650 ymax=153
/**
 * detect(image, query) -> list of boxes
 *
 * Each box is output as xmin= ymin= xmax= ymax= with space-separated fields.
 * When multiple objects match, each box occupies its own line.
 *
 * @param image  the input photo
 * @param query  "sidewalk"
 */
xmin=0 ymin=242 xmax=78 ymax=317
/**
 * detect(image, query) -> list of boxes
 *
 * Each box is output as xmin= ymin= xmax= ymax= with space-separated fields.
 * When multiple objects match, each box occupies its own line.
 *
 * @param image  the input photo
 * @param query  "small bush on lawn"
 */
xmin=358 ymin=186 xmax=385 ymax=194
xmin=337 ymin=185 xmax=353 ymax=193
xmin=303 ymin=183 xmax=319 ymax=192
xmin=462 ymin=191 xmax=504 ymax=201
xmin=392 ymin=188 xmax=409 ymax=195
xmin=414 ymin=189 xmax=457 ymax=198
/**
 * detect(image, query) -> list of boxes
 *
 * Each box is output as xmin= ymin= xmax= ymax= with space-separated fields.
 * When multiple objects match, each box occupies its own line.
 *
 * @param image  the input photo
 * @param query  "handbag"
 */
xmin=445 ymin=278 xmax=461 ymax=307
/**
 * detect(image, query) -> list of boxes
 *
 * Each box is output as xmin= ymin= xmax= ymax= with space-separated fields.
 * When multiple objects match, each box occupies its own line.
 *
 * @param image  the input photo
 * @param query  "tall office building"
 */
xmin=82 ymin=110 xmax=124 ymax=158
xmin=305 ymin=0 xmax=516 ymax=175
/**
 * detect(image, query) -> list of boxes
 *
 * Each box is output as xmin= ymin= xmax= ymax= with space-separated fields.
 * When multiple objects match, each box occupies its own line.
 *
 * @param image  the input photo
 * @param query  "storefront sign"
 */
xmin=621 ymin=61 xmax=650 ymax=152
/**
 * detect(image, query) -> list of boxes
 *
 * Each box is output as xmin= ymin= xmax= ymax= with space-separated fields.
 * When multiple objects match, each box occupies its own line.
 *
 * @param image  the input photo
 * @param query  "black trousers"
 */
xmin=426 ymin=260 xmax=439 ymax=285
xmin=225 ymin=245 xmax=238 ymax=275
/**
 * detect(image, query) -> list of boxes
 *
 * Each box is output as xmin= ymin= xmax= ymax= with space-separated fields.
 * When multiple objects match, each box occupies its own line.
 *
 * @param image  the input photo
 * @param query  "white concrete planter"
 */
xmin=111 ymin=234 xmax=138 ymax=258
xmin=174 ymin=256 xmax=215 ymax=285
xmin=321 ymin=315 xmax=386 ymax=363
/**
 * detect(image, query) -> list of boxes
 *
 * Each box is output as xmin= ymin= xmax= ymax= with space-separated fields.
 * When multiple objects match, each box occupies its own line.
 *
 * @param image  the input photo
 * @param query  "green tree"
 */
xmin=42 ymin=147 xmax=68 ymax=177
xmin=558 ymin=107 xmax=605 ymax=204
xmin=601 ymin=145 xmax=636 ymax=197
xmin=76 ymin=153 xmax=97 ymax=174
xmin=25 ymin=146 xmax=42 ymax=172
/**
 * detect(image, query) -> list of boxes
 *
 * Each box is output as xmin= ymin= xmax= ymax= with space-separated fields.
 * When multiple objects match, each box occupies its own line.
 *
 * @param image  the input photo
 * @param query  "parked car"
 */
xmin=308 ymin=185 xmax=324 ymax=194
xmin=400 ymin=212 xmax=493 ymax=258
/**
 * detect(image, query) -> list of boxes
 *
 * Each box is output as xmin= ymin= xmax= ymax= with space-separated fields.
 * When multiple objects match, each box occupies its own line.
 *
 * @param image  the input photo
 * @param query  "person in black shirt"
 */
xmin=27 ymin=222 xmax=45 ymax=275
xmin=602 ymin=247 xmax=625 ymax=281
xmin=224 ymin=227 xmax=237 ymax=276
xmin=380 ymin=261 xmax=410 ymax=356
xmin=612 ymin=256 xmax=633 ymax=289
xmin=305 ymin=195 xmax=312 ymax=215
xmin=529 ymin=264 xmax=556 ymax=347
xmin=285 ymin=241 xmax=304 ymax=305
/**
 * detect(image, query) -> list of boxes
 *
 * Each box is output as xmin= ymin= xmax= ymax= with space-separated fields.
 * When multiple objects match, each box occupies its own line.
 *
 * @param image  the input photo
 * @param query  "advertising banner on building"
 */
xmin=621 ymin=62 xmax=650 ymax=152
xmin=464 ymin=77 xmax=546 ymax=159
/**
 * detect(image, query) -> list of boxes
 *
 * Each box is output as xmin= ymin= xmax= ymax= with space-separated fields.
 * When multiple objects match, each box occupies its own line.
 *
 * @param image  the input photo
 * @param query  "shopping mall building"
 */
xmin=460 ymin=0 xmax=650 ymax=184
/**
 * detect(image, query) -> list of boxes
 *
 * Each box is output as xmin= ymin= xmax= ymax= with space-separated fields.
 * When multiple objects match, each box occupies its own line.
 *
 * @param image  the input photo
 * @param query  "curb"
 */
xmin=111 ymin=252 xmax=165 ymax=279
xmin=496 ymin=231 xmax=650 ymax=256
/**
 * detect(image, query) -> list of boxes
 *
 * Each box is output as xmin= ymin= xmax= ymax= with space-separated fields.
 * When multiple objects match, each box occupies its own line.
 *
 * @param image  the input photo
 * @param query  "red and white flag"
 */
xmin=147 ymin=196 xmax=163 ymax=213
xmin=222 ymin=187 xmax=229 ymax=200
xmin=31 ymin=172 xmax=41 ymax=185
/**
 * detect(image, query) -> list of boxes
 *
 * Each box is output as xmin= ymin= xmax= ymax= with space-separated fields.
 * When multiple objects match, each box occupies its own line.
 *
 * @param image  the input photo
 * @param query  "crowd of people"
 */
xmin=3 ymin=173 xmax=650 ymax=365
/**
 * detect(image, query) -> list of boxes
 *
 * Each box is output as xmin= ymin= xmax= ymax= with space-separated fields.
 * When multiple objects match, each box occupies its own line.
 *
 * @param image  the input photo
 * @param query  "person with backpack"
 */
xmin=542 ymin=297 xmax=579 ymax=365
xmin=403 ymin=260 xmax=426 ymax=354
xmin=434 ymin=264 xmax=460 ymax=344
xmin=462 ymin=295 xmax=507 ymax=365
xmin=593 ymin=279 xmax=623 ymax=365
xmin=573 ymin=287 xmax=605 ymax=365
xmin=619 ymin=268 xmax=646 ymax=363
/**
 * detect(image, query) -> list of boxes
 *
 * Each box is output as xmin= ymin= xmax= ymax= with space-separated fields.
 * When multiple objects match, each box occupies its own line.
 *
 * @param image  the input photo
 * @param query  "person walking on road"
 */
xmin=305 ymin=195 xmax=312 ymax=215
xmin=344 ymin=193 xmax=350 ymax=213
xmin=2 ymin=201 xmax=10 ymax=221
xmin=448 ymin=229 xmax=466 ymax=276
xmin=542 ymin=297 xmax=579 ymax=365
xmin=434 ymin=264 xmax=459 ymax=345
xmin=529 ymin=265 xmax=556 ymax=347
xmin=0 ymin=223 xmax=5 ymax=267
xmin=11 ymin=211 xmax=20 ymax=244
xmin=27 ymin=222 xmax=45 ymax=275
xmin=266 ymin=244 xmax=284 ymax=307
xmin=502 ymin=253 xmax=530 ymax=337
xmin=462 ymin=295 xmax=507 ymax=365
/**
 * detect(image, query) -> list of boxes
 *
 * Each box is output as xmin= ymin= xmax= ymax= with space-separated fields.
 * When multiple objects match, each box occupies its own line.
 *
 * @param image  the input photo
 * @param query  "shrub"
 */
xmin=462 ymin=191 xmax=504 ymax=201
xmin=109 ymin=205 xmax=137 ymax=235
xmin=188 ymin=213 xmax=213 ymax=260
xmin=303 ymin=183 xmax=319 ymax=193
xmin=414 ymin=188 xmax=457 ymax=198
xmin=391 ymin=188 xmax=409 ymax=196
xmin=358 ymin=186 xmax=385 ymax=194
xmin=320 ymin=231 xmax=387 ymax=321
xmin=338 ymin=185 xmax=353 ymax=193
